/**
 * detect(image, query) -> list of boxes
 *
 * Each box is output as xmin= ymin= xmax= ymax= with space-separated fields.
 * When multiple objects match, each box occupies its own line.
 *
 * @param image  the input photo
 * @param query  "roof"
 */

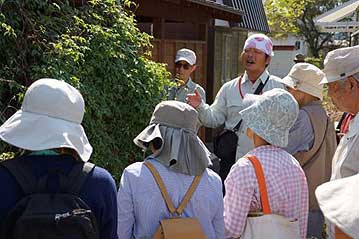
xmin=314 ymin=0 xmax=359 ymax=33
xmin=187 ymin=0 xmax=244 ymax=19
xmin=223 ymin=0 xmax=270 ymax=33
xmin=315 ymin=0 xmax=359 ymax=23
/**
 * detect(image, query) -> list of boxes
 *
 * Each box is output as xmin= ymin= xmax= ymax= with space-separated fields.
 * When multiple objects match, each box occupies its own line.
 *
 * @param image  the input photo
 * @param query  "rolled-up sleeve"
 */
xmin=197 ymin=85 xmax=227 ymax=128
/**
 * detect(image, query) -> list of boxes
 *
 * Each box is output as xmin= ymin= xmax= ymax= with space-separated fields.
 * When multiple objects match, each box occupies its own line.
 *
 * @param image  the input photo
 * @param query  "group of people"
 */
xmin=0 ymin=33 xmax=358 ymax=239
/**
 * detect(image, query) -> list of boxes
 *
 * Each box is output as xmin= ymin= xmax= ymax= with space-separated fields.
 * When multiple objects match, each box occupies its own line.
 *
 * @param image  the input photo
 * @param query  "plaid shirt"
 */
xmin=224 ymin=145 xmax=308 ymax=239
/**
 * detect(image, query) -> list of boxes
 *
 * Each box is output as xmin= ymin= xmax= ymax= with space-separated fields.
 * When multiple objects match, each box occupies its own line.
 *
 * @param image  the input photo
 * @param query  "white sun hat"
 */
xmin=175 ymin=48 xmax=196 ymax=66
xmin=315 ymin=174 xmax=359 ymax=238
xmin=320 ymin=45 xmax=359 ymax=84
xmin=280 ymin=63 xmax=324 ymax=100
xmin=0 ymin=78 xmax=92 ymax=162
xmin=239 ymin=88 xmax=299 ymax=147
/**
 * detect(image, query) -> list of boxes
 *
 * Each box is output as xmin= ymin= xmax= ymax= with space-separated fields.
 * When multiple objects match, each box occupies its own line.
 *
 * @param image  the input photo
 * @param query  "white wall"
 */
xmin=268 ymin=50 xmax=296 ymax=78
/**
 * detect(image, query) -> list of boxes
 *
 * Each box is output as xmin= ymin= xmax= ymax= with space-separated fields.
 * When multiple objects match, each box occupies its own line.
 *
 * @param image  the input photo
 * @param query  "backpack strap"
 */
xmin=1 ymin=158 xmax=37 ymax=195
xmin=144 ymin=161 xmax=202 ymax=216
xmin=61 ymin=162 xmax=95 ymax=195
xmin=246 ymin=155 xmax=271 ymax=214
xmin=175 ymin=175 xmax=201 ymax=215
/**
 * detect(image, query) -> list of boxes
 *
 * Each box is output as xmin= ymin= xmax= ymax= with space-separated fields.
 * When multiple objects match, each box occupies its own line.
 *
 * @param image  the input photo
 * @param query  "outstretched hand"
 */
xmin=186 ymin=90 xmax=202 ymax=108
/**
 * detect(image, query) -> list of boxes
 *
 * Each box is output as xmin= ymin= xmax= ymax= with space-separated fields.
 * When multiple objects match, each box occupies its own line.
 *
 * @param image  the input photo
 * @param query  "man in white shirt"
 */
xmin=319 ymin=45 xmax=359 ymax=239
xmin=187 ymin=34 xmax=284 ymax=182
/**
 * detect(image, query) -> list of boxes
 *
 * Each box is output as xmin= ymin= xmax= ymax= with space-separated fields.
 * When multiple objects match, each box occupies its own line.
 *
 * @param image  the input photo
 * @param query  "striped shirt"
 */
xmin=224 ymin=145 xmax=308 ymax=238
xmin=117 ymin=158 xmax=224 ymax=239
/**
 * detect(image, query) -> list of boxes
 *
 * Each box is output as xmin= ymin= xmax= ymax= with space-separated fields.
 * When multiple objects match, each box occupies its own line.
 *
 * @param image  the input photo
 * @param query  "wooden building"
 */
xmin=135 ymin=0 xmax=270 ymax=143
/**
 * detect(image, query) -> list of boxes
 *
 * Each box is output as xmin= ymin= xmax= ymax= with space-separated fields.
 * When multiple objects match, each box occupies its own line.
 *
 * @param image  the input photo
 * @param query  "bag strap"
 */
xmin=233 ymin=75 xmax=270 ymax=132
xmin=62 ymin=162 xmax=95 ymax=195
xmin=1 ymin=158 xmax=37 ymax=195
xmin=246 ymin=155 xmax=271 ymax=214
xmin=144 ymin=161 xmax=201 ymax=216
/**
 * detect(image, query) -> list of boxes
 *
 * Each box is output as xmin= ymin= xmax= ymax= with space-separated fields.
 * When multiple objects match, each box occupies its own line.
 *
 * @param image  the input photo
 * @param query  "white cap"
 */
xmin=280 ymin=63 xmax=324 ymax=100
xmin=320 ymin=45 xmax=359 ymax=84
xmin=243 ymin=33 xmax=274 ymax=57
xmin=175 ymin=48 xmax=196 ymax=65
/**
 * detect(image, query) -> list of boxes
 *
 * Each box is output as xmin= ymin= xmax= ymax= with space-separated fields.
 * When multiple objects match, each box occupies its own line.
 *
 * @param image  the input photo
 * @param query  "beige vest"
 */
xmin=294 ymin=102 xmax=337 ymax=210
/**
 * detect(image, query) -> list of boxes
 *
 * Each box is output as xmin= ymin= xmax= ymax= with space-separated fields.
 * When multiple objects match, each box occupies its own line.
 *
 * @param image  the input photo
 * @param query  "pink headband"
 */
xmin=243 ymin=34 xmax=274 ymax=57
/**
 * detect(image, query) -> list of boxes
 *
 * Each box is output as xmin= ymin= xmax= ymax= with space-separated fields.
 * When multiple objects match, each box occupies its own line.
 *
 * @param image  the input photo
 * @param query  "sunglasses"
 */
xmin=175 ymin=62 xmax=191 ymax=70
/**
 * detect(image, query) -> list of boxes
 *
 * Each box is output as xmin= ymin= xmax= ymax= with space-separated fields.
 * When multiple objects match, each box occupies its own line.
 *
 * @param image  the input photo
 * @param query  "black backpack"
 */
xmin=0 ymin=157 xmax=99 ymax=239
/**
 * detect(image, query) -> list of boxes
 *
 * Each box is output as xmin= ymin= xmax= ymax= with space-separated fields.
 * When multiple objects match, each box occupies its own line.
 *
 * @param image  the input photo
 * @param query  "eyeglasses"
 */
xmin=175 ymin=62 xmax=191 ymax=70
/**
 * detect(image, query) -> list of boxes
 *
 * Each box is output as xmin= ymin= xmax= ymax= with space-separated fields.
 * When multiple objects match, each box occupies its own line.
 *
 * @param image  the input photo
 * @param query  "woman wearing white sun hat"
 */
xmin=0 ymin=78 xmax=118 ymax=239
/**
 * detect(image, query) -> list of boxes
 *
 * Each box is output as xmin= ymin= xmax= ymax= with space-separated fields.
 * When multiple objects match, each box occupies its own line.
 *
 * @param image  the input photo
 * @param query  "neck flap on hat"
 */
xmin=136 ymin=124 xmax=211 ymax=176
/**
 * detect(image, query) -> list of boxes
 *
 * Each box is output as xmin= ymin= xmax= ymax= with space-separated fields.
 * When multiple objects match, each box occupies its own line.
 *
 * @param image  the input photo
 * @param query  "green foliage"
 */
xmin=305 ymin=56 xmax=323 ymax=68
xmin=265 ymin=0 xmax=351 ymax=57
xmin=265 ymin=0 xmax=311 ymax=34
xmin=0 ymin=0 xmax=171 ymax=181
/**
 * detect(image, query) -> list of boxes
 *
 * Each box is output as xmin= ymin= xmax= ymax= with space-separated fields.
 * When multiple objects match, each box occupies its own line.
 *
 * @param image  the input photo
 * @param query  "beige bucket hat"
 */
xmin=0 ymin=78 xmax=92 ymax=162
xmin=315 ymin=174 xmax=359 ymax=238
xmin=320 ymin=45 xmax=359 ymax=84
xmin=280 ymin=63 xmax=324 ymax=100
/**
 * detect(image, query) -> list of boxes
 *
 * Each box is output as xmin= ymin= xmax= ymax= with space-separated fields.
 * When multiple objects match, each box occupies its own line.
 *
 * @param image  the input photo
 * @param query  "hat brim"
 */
xmin=133 ymin=124 xmax=162 ymax=150
xmin=175 ymin=57 xmax=194 ymax=65
xmin=0 ymin=110 xmax=92 ymax=162
xmin=321 ymin=69 xmax=359 ymax=84
xmin=315 ymin=174 xmax=359 ymax=238
xmin=279 ymin=76 xmax=296 ymax=89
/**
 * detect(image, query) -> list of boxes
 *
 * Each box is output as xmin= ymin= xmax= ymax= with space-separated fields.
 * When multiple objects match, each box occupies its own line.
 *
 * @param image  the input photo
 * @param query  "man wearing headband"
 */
xmin=319 ymin=45 xmax=359 ymax=239
xmin=117 ymin=101 xmax=224 ymax=239
xmin=187 ymin=34 xmax=284 ymax=172
xmin=0 ymin=79 xmax=118 ymax=239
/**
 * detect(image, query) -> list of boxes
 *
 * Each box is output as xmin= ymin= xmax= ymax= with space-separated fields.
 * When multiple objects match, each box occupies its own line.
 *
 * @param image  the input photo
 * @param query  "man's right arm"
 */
xmin=188 ymin=85 xmax=227 ymax=129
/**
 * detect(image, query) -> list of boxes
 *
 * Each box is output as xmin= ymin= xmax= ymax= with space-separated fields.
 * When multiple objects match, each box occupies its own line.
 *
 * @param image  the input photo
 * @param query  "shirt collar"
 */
xmin=347 ymin=114 xmax=359 ymax=139
xmin=179 ymin=77 xmax=195 ymax=91
xmin=242 ymin=70 xmax=269 ymax=84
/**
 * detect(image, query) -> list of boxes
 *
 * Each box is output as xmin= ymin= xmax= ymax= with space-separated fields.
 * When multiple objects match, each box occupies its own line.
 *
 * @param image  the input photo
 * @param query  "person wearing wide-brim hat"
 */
xmin=279 ymin=63 xmax=337 ymax=238
xmin=315 ymin=173 xmax=359 ymax=238
xmin=117 ymin=100 xmax=224 ymax=239
xmin=224 ymin=88 xmax=309 ymax=239
xmin=319 ymin=45 xmax=359 ymax=239
xmin=0 ymin=78 xmax=118 ymax=239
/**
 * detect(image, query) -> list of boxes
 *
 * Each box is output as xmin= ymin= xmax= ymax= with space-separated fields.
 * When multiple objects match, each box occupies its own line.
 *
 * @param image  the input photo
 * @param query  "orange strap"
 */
xmin=335 ymin=227 xmax=352 ymax=239
xmin=246 ymin=155 xmax=271 ymax=214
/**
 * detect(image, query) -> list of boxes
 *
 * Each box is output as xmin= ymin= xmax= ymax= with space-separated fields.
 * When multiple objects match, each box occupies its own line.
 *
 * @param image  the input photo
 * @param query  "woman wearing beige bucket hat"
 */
xmin=279 ymin=63 xmax=337 ymax=238
xmin=224 ymin=88 xmax=309 ymax=239
xmin=0 ymin=78 xmax=118 ymax=239
xmin=117 ymin=100 xmax=224 ymax=239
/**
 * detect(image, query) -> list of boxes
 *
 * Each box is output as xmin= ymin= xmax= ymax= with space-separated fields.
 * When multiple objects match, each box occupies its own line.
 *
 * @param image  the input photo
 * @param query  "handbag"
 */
xmin=241 ymin=155 xmax=301 ymax=239
xmin=144 ymin=161 xmax=207 ymax=239
xmin=213 ymin=76 xmax=269 ymax=185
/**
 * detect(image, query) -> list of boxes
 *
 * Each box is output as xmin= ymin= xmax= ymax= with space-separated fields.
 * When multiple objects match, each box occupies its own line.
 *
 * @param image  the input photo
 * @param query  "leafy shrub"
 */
xmin=0 ymin=0 xmax=170 ymax=181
